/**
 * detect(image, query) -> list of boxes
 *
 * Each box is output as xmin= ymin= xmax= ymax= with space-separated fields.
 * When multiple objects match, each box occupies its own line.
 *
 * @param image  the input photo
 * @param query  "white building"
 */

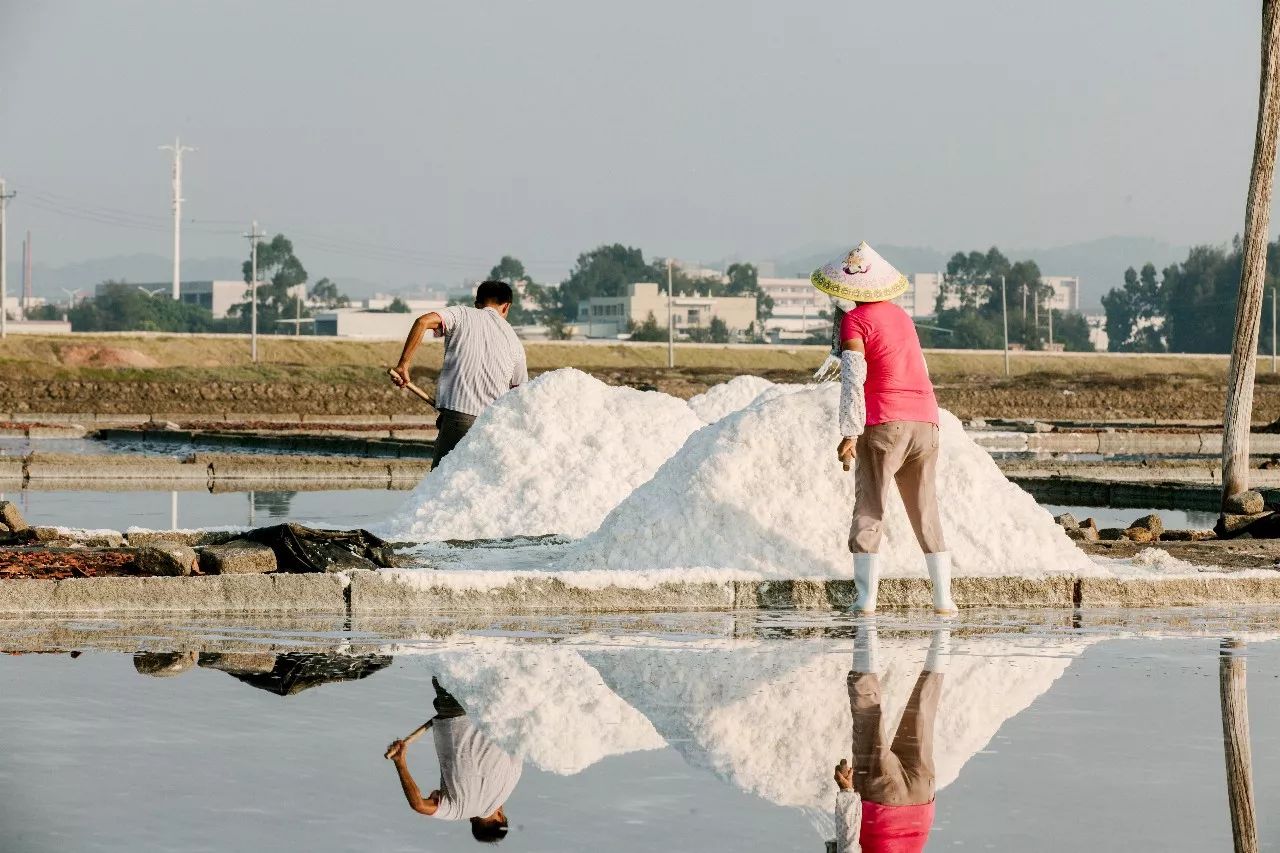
xmin=1042 ymin=276 xmax=1081 ymax=312
xmin=362 ymin=294 xmax=448 ymax=313
xmin=314 ymin=308 xmax=420 ymax=338
xmin=757 ymin=277 xmax=828 ymax=335
xmin=93 ymin=280 xmax=307 ymax=319
xmin=577 ymin=282 xmax=757 ymax=340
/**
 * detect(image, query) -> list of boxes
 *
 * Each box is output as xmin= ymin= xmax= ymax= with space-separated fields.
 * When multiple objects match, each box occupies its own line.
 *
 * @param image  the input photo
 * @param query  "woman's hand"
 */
xmin=837 ymin=437 xmax=856 ymax=471
xmin=834 ymin=758 xmax=854 ymax=791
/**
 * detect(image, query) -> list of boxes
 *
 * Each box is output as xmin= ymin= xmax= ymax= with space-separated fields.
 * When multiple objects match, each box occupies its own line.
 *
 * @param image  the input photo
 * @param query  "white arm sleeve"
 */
xmin=835 ymin=789 xmax=863 ymax=853
xmin=840 ymin=350 xmax=867 ymax=438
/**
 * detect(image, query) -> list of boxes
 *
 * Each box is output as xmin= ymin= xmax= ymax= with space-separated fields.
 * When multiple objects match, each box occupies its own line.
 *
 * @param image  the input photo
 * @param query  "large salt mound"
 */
xmin=687 ymin=374 xmax=806 ymax=423
xmin=379 ymin=368 xmax=705 ymax=541
xmin=568 ymin=383 xmax=1097 ymax=576
xmin=687 ymin=375 xmax=776 ymax=423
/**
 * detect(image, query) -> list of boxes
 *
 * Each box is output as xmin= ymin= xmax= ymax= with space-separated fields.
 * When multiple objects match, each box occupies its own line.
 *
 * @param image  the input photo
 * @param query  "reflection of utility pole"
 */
xmin=159 ymin=138 xmax=196 ymax=301
xmin=244 ymin=221 xmax=265 ymax=363
xmin=0 ymin=177 xmax=15 ymax=339
xmin=1219 ymin=639 xmax=1257 ymax=853
xmin=170 ymin=491 xmax=178 ymax=531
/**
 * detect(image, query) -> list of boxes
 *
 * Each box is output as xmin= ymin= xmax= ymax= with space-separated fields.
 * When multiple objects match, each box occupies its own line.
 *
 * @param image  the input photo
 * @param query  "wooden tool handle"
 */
xmin=387 ymin=368 xmax=437 ymax=408
xmin=404 ymin=719 xmax=433 ymax=744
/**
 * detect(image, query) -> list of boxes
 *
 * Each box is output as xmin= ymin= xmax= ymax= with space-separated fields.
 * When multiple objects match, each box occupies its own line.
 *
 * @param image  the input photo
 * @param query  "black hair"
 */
xmin=470 ymin=816 xmax=509 ymax=844
xmin=475 ymin=281 xmax=514 ymax=308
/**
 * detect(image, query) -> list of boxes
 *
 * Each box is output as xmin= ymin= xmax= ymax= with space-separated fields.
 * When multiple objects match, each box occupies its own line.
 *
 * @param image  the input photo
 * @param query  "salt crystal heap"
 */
xmin=569 ymin=383 xmax=1096 ymax=577
xmin=687 ymin=375 xmax=777 ymax=423
xmin=379 ymin=368 xmax=705 ymax=541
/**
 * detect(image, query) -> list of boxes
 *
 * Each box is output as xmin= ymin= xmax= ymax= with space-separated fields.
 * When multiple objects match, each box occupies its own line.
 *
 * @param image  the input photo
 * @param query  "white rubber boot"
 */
xmin=925 ymin=551 xmax=958 ymax=615
xmin=852 ymin=553 xmax=881 ymax=614
xmin=925 ymin=627 xmax=951 ymax=673
xmin=852 ymin=621 xmax=880 ymax=673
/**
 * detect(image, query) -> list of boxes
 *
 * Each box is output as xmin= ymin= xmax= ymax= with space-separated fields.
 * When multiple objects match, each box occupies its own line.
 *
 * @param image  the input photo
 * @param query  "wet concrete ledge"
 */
xmin=4 ymin=571 xmax=1280 ymax=615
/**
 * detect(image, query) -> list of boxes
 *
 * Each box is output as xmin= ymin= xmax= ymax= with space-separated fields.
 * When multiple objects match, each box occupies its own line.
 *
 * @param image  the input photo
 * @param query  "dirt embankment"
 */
xmin=0 ymin=368 xmax=1274 ymax=421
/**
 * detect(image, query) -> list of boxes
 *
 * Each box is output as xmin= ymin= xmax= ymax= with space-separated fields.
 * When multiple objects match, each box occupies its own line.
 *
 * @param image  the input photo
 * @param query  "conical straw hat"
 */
xmin=810 ymin=242 xmax=909 ymax=303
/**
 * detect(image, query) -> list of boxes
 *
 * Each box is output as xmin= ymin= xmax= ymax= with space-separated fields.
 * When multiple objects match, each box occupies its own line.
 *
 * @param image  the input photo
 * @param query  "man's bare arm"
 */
xmin=386 ymin=740 xmax=438 ymax=815
xmin=390 ymin=313 xmax=443 ymax=387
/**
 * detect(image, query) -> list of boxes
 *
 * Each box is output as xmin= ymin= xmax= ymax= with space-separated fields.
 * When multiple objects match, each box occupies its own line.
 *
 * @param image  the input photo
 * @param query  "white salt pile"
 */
xmin=379 ymin=369 xmax=705 ymax=541
xmin=686 ymin=374 xmax=805 ymax=423
xmin=568 ymin=383 xmax=1098 ymax=577
xmin=687 ymin=375 xmax=776 ymax=423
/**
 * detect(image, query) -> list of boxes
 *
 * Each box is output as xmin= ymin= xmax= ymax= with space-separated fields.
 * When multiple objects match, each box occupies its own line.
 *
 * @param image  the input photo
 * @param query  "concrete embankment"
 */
xmin=0 ymin=452 xmax=431 ymax=486
xmin=3 ymin=570 xmax=1280 ymax=615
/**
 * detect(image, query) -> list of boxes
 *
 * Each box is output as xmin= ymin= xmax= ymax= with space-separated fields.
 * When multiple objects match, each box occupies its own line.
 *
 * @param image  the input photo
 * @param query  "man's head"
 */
xmin=469 ymin=810 xmax=509 ymax=844
xmin=475 ymin=281 xmax=515 ymax=317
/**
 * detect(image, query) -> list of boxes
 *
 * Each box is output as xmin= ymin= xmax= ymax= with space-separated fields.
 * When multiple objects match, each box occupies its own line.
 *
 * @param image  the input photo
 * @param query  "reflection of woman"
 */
xmin=833 ymin=626 xmax=948 ymax=853
xmin=385 ymin=677 xmax=523 ymax=844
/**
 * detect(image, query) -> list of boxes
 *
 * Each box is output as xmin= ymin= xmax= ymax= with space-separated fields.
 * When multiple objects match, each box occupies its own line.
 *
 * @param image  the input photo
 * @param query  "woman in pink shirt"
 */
xmin=811 ymin=243 xmax=957 ymax=615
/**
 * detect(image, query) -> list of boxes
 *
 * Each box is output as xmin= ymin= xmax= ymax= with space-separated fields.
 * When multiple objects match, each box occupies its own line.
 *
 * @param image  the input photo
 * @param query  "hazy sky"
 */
xmin=0 ymin=1 xmax=1266 ymax=287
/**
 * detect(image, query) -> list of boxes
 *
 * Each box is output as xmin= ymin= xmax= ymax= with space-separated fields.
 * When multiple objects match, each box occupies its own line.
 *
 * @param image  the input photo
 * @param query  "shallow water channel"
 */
xmin=0 ymin=611 xmax=1276 ymax=851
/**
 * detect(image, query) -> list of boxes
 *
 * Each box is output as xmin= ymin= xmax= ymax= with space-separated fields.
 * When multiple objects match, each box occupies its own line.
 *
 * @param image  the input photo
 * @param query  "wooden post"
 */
xmin=1222 ymin=0 xmax=1280 ymax=509
xmin=1220 ymin=639 xmax=1258 ymax=853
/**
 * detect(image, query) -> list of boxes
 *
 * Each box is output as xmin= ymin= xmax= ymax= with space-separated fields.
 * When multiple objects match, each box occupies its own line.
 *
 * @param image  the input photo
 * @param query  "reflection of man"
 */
xmin=385 ymin=677 xmax=523 ymax=844
xmin=832 ymin=626 xmax=948 ymax=853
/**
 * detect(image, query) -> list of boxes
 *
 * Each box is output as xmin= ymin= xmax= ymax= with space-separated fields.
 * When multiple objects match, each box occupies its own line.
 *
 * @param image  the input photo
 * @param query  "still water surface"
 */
xmin=0 ymin=615 xmax=1275 ymax=851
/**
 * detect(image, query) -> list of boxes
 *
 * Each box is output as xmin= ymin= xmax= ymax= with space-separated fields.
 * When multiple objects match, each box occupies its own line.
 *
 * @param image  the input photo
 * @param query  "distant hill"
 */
xmin=768 ymin=236 xmax=1187 ymax=312
xmin=6 ymin=253 xmax=387 ymax=301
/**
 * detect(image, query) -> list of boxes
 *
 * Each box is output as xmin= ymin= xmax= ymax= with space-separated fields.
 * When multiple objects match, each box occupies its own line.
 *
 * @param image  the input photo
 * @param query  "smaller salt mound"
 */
xmin=569 ymin=383 xmax=1096 ymax=577
xmin=379 ymin=368 xmax=705 ymax=541
xmin=687 ymin=375 xmax=777 ymax=423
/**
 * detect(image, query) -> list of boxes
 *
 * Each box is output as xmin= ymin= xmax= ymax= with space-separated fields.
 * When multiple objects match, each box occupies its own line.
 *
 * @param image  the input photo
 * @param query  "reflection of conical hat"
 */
xmin=811 ymin=242 xmax=909 ymax=303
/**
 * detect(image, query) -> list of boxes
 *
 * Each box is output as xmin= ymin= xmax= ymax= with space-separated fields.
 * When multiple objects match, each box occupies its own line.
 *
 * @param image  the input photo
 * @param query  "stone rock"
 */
xmin=1161 ymin=529 xmax=1217 ymax=542
xmin=30 ymin=527 xmax=124 ymax=548
xmin=1054 ymin=513 xmax=1079 ymax=530
xmin=1066 ymin=517 xmax=1100 ymax=543
xmin=0 ymin=501 xmax=30 ymax=532
xmin=199 ymin=540 xmax=277 ymax=575
xmin=135 ymin=543 xmax=199 ymax=576
xmin=1216 ymin=511 xmax=1274 ymax=538
xmin=1124 ymin=526 xmax=1156 ymax=544
xmin=1098 ymin=528 xmax=1127 ymax=541
xmin=967 ymin=418 xmax=988 ymax=430
xmin=1224 ymin=490 xmax=1265 ymax=516
xmin=1129 ymin=514 xmax=1164 ymax=538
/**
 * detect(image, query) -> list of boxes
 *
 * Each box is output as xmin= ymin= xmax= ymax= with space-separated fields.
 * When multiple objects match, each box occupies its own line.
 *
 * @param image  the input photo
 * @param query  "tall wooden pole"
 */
xmin=1222 ymin=0 xmax=1280 ymax=508
xmin=1219 ymin=639 xmax=1258 ymax=853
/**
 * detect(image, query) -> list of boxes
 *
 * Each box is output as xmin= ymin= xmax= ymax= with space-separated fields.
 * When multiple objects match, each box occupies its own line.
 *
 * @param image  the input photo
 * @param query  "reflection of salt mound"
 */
xmin=405 ymin=645 xmax=666 ymax=775
xmin=583 ymin=634 xmax=1093 ymax=832
xmin=688 ymin=375 xmax=776 ymax=423
xmin=379 ymin=369 xmax=705 ymax=541
xmin=570 ymin=384 xmax=1095 ymax=576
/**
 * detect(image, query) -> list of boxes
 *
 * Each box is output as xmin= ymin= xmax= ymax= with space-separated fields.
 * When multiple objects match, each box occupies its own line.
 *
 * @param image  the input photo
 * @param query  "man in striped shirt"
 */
xmin=390 ymin=281 xmax=528 ymax=467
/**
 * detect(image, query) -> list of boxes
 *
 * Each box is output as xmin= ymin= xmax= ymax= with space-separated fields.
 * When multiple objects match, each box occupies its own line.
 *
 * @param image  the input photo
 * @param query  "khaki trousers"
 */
xmin=847 ymin=670 xmax=942 ymax=806
xmin=849 ymin=421 xmax=946 ymax=555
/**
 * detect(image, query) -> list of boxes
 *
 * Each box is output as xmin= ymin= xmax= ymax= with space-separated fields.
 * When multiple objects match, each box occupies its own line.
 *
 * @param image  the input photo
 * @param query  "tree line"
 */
xmin=915 ymin=246 xmax=1093 ymax=351
xmin=1102 ymin=237 xmax=1280 ymax=353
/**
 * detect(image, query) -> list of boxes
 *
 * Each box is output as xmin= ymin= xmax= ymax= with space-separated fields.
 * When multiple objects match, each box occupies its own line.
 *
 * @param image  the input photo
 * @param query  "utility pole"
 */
xmin=22 ymin=230 xmax=31 ymax=317
xmin=667 ymin=258 xmax=675 ymax=369
xmin=245 ymin=221 xmax=264 ymax=363
xmin=1273 ymin=288 xmax=1277 ymax=373
xmin=1048 ymin=304 xmax=1054 ymax=349
xmin=1001 ymin=274 xmax=1010 ymax=376
xmin=0 ymin=177 xmax=15 ymax=339
xmin=1222 ymin=0 xmax=1280 ymax=511
xmin=159 ymin=137 xmax=196 ymax=301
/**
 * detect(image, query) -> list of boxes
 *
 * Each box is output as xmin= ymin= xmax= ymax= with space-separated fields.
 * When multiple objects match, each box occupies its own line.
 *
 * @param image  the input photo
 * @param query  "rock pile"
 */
xmin=1054 ymin=511 xmax=1214 ymax=544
